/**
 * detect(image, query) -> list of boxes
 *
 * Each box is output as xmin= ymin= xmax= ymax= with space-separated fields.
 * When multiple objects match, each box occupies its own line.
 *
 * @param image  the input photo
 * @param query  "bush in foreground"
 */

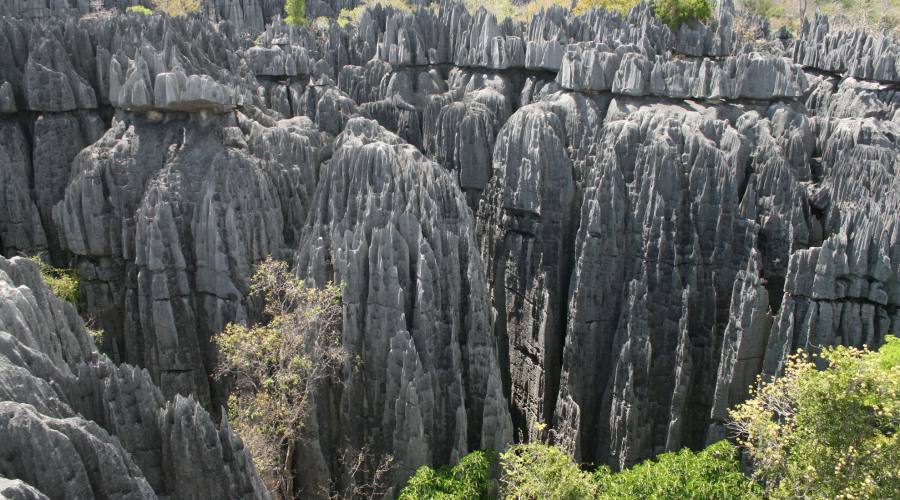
xmin=400 ymin=440 xmax=759 ymax=499
xmin=730 ymin=337 xmax=900 ymax=499
xmin=400 ymin=450 xmax=499 ymax=499
xmin=594 ymin=440 xmax=762 ymax=499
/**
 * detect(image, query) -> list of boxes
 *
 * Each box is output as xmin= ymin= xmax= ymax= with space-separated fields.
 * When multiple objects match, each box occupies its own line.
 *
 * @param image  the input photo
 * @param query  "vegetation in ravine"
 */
xmin=401 ymin=440 xmax=761 ymax=499
xmin=27 ymin=255 xmax=108 ymax=354
xmin=730 ymin=337 xmax=900 ymax=499
xmin=399 ymin=449 xmax=500 ymax=499
xmin=401 ymin=337 xmax=899 ymax=499
xmin=126 ymin=5 xmax=154 ymax=15
xmin=28 ymin=255 xmax=83 ymax=310
xmin=653 ymin=0 xmax=713 ymax=28
xmin=214 ymin=257 xmax=346 ymax=499
xmin=152 ymin=0 xmax=200 ymax=16
xmin=285 ymin=0 xmax=309 ymax=25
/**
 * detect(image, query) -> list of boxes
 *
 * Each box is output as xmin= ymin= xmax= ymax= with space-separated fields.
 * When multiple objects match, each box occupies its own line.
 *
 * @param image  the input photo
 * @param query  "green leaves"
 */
xmin=126 ymin=5 xmax=153 ymax=15
xmin=653 ymin=0 xmax=713 ymax=29
xmin=596 ymin=441 xmax=762 ymax=499
xmin=399 ymin=450 xmax=499 ymax=499
xmin=285 ymin=0 xmax=308 ymax=25
xmin=28 ymin=256 xmax=84 ymax=311
xmin=213 ymin=257 xmax=345 ymax=498
xmin=730 ymin=338 xmax=900 ymax=499
xmin=500 ymin=443 xmax=597 ymax=499
xmin=401 ymin=441 xmax=759 ymax=499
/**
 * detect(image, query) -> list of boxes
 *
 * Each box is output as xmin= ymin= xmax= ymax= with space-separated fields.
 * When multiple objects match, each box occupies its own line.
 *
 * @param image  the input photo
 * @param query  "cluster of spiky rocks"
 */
xmin=0 ymin=0 xmax=898 ymax=497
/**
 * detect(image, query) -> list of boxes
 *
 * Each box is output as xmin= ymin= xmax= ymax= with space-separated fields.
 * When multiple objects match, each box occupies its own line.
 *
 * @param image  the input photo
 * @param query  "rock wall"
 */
xmin=0 ymin=255 xmax=269 ymax=499
xmin=0 ymin=0 xmax=898 ymax=496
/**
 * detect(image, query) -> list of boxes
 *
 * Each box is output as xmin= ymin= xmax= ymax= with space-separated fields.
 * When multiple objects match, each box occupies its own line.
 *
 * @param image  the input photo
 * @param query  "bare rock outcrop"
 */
xmin=294 ymin=117 xmax=512 ymax=493
xmin=0 ymin=255 xmax=269 ymax=499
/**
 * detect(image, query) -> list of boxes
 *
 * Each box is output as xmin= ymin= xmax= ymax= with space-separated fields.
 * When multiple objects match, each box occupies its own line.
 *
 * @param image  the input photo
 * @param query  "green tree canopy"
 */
xmin=730 ymin=337 xmax=900 ymax=499
xmin=654 ymin=0 xmax=713 ymax=29
xmin=285 ymin=0 xmax=308 ymax=25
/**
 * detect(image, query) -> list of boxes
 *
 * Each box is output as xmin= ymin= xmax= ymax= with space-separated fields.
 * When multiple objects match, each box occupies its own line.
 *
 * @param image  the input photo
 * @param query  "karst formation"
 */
xmin=0 ymin=0 xmax=897 ymax=497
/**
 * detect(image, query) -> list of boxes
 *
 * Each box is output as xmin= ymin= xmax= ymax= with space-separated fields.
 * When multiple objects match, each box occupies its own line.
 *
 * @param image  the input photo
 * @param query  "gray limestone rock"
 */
xmin=295 ymin=117 xmax=512 ymax=494
xmin=54 ymin=112 xmax=330 ymax=403
xmin=0 ymin=1 xmax=898 ymax=493
xmin=0 ymin=119 xmax=46 ymax=256
xmin=0 ymin=255 xmax=269 ymax=499
xmin=476 ymin=102 xmax=577 ymax=441
xmin=793 ymin=14 xmax=900 ymax=83
xmin=707 ymin=251 xmax=771 ymax=442
xmin=0 ymin=477 xmax=48 ymax=500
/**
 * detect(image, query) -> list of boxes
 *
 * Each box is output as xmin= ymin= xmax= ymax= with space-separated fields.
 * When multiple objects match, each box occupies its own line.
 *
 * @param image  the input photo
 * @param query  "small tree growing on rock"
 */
xmin=285 ymin=0 xmax=308 ymax=25
xmin=214 ymin=257 xmax=345 ymax=499
xmin=654 ymin=0 xmax=713 ymax=29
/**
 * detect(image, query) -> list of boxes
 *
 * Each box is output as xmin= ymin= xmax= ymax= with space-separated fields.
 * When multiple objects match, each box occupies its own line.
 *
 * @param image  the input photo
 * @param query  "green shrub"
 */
xmin=400 ymin=449 xmax=499 ymax=499
xmin=500 ymin=443 xmax=597 ymax=499
xmin=594 ymin=441 xmax=762 ymax=499
xmin=28 ymin=256 xmax=83 ymax=311
xmin=126 ymin=5 xmax=153 ymax=15
xmin=730 ymin=338 xmax=900 ymax=499
xmin=285 ymin=0 xmax=308 ymax=25
xmin=149 ymin=0 xmax=200 ymax=16
xmin=401 ymin=439 xmax=759 ymax=499
xmin=653 ymin=0 xmax=713 ymax=29
xmin=337 ymin=0 xmax=413 ymax=27
xmin=214 ymin=258 xmax=345 ymax=498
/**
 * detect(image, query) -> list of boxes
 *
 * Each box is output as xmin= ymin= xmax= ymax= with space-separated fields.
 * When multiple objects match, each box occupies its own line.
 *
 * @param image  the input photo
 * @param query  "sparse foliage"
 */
xmin=741 ymin=0 xmax=778 ymax=17
xmin=28 ymin=255 xmax=83 ymax=311
xmin=331 ymin=445 xmax=396 ymax=499
xmin=149 ymin=0 xmax=200 ymax=16
xmin=729 ymin=338 xmax=900 ymax=499
xmin=337 ymin=0 xmax=413 ymax=27
xmin=653 ymin=0 xmax=713 ymax=29
xmin=214 ymin=257 xmax=345 ymax=499
xmin=285 ymin=0 xmax=309 ymax=25
xmin=126 ymin=5 xmax=154 ymax=15
xmin=573 ymin=0 xmax=639 ymax=15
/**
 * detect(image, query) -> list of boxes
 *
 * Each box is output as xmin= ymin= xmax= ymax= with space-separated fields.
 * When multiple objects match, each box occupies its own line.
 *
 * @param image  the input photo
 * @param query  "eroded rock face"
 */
xmin=53 ymin=111 xmax=331 ymax=405
xmin=0 ymin=0 xmax=898 ymax=496
xmin=295 ymin=117 xmax=512 ymax=493
xmin=0 ymin=255 xmax=269 ymax=499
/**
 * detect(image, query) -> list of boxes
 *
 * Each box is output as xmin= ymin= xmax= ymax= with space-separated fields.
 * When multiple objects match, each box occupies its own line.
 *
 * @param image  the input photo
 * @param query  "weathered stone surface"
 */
xmin=554 ymin=100 xmax=765 ymax=467
xmin=0 ymin=256 xmax=269 ymax=499
xmin=794 ymin=13 xmax=900 ymax=83
xmin=53 ymin=112 xmax=330 ymax=404
xmin=0 ymin=1 xmax=897 ymax=493
xmin=0 ymin=119 xmax=46 ymax=256
xmin=0 ymin=476 xmax=48 ymax=500
xmin=295 ymin=117 xmax=512 ymax=493
xmin=476 ymin=101 xmax=578 ymax=441
xmin=707 ymin=251 xmax=771 ymax=442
